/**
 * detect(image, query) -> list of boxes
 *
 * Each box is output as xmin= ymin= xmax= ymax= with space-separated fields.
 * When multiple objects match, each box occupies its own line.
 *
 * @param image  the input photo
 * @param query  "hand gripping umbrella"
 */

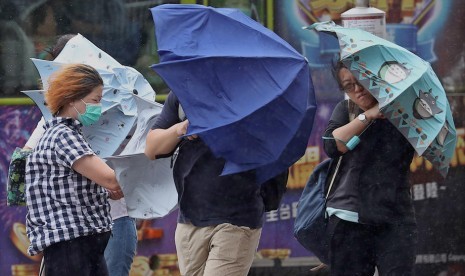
xmin=306 ymin=21 xmax=456 ymax=177
xmin=150 ymin=4 xmax=317 ymax=183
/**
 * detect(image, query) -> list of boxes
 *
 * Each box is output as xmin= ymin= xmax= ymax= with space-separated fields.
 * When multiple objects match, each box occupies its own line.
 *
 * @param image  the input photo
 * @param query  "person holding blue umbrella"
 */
xmin=145 ymin=91 xmax=288 ymax=276
xmin=321 ymin=60 xmax=417 ymax=275
xmin=149 ymin=4 xmax=316 ymax=183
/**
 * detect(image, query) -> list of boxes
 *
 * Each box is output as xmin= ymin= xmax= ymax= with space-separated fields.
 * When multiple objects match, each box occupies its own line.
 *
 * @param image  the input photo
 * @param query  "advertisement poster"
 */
xmin=1 ymin=1 xmax=465 ymax=275
xmin=272 ymin=0 xmax=465 ymax=275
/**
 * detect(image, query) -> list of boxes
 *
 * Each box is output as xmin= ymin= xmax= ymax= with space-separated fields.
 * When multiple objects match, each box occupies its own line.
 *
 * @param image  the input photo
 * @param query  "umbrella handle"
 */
xmin=346 ymin=136 xmax=361 ymax=150
xmin=322 ymin=135 xmax=361 ymax=150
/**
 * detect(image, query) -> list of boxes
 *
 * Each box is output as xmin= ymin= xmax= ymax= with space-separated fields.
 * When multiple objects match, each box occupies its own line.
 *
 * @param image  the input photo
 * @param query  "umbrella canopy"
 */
xmin=150 ymin=4 xmax=317 ymax=183
xmin=106 ymin=96 xmax=177 ymax=219
xmin=27 ymin=34 xmax=156 ymax=158
xmin=24 ymin=34 xmax=177 ymax=218
xmin=34 ymin=34 xmax=156 ymax=115
xmin=307 ymin=21 xmax=456 ymax=177
xmin=119 ymin=95 xmax=165 ymax=155
xmin=106 ymin=153 xmax=177 ymax=219
xmin=22 ymin=89 xmax=137 ymax=158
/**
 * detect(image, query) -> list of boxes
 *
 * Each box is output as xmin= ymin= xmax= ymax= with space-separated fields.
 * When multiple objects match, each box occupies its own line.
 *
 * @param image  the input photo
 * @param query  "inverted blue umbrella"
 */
xmin=150 ymin=4 xmax=317 ymax=183
xmin=306 ymin=21 xmax=456 ymax=177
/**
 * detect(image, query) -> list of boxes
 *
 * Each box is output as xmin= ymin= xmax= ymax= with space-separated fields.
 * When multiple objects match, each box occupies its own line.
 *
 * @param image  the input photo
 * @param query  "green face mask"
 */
xmin=74 ymin=99 xmax=102 ymax=126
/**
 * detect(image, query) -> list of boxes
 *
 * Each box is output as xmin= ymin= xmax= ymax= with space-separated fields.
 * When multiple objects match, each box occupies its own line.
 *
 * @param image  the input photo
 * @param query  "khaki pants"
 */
xmin=175 ymin=223 xmax=262 ymax=276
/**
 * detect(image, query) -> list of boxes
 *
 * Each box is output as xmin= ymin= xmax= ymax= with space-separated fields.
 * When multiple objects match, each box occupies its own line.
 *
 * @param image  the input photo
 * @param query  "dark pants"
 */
xmin=43 ymin=231 xmax=111 ymax=276
xmin=328 ymin=216 xmax=417 ymax=276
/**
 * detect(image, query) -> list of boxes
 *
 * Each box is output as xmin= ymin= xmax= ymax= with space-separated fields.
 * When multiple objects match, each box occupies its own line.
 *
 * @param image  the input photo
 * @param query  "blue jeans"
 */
xmin=104 ymin=217 xmax=137 ymax=276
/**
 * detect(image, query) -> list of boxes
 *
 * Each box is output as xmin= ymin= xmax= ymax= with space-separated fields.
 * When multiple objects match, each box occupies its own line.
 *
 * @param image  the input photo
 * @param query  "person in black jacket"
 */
xmin=322 ymin=61 xmax=417 ymax=275
xmin=145 ymin=92 xmax=287 ymax=276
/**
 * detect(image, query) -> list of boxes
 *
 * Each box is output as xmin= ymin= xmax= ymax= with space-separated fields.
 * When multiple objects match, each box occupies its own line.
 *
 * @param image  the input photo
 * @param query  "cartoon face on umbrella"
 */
xmin=413 ymin=89 xmax=443 ymax=120
xmin=378 ymin=61 xmax=411 ymax=84
xmin=436 ymin=121 xmax=451 ymax=146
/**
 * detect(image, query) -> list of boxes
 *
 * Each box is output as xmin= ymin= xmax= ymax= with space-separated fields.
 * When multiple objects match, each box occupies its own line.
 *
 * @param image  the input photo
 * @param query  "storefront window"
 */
xmin=0 ymin=0 xmax=182 ymax=97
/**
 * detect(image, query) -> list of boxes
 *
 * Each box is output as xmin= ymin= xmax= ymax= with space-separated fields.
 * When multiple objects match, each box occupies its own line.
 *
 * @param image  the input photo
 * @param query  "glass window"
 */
xmin=0 ymin=0 xmax=182 ymax=98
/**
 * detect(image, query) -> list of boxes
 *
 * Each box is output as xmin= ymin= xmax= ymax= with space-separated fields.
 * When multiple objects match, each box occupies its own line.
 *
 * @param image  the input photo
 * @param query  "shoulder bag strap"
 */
xmin=325 ymin=156 xmax=342 ymax=199
xmin=325 ymin=100 xmax=353 ymax=198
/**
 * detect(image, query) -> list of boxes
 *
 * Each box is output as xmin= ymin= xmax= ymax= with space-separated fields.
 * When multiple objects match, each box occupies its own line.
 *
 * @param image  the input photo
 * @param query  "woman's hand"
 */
xmin=364 ymin=103 xmax=385 ymax=121
xmin=176 ymin=120 xmax=198 ymax=140
xmin=108 ymin=189 xmax=124 ymax=200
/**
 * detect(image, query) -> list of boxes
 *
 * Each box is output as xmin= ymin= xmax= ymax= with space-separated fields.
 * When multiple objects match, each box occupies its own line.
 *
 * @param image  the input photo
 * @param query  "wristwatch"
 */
xmin=358 ymin=113 xmax=369 ymax=124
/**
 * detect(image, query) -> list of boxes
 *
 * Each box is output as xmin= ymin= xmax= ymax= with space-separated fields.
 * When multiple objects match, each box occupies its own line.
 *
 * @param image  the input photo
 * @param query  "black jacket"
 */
xmin=152 ymin=92 xmax=288 ymax=229
xmin=323 ymin=100 xmax=416 ymax=225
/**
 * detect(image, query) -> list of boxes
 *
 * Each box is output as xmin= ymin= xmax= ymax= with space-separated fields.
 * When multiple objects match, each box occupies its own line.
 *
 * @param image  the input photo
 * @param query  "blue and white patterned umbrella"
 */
xmin=307 ymin=21 xmax=456 ymax=177
xmin=27 ymin=34 xmax=155 ymax=158
xmin=22 ymin=89 xmax=136 ymax=158
xmin=25 ymin=35 xmax=176 ymax=219
xmin=106 ymin=96 xmax=177 ymax=219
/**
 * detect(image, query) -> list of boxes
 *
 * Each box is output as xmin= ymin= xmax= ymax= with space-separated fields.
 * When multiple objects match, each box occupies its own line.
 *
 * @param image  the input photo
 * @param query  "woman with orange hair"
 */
xmin=25 ymin=63 xmax=122 ymax=276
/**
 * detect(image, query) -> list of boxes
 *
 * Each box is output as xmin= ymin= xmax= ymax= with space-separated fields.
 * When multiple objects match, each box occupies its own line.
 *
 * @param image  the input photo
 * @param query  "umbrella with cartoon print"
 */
xmin=306 ymin=21 xmax=456 ymax=177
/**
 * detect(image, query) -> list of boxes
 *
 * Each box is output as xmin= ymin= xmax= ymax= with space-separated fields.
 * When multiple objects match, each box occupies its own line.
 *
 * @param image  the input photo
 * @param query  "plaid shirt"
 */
xmin=25 ymin=117 xmax=111 ymax=256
